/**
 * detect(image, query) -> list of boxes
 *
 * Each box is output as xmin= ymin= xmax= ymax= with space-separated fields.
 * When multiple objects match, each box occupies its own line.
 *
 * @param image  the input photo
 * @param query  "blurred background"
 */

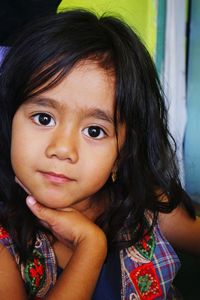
xmin=0 ymin=1 xmax=199 ymax=298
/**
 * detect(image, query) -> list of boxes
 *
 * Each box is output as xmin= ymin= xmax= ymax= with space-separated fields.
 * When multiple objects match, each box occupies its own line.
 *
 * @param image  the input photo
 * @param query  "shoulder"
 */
xmin=0 ymin=239 xmax=27 ymax=299
xmin=0 ymin=240 xmax=18 ymax=266
xmin=158 ymin=204 xmax=200 ymax=255
xmin=155 ymin=188 xmax=200 ymax=255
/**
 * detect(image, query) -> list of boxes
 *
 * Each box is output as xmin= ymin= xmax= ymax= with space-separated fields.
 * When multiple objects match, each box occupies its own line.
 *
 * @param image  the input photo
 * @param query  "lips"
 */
xmin=39 ymin=171 xmax=75 ymax=184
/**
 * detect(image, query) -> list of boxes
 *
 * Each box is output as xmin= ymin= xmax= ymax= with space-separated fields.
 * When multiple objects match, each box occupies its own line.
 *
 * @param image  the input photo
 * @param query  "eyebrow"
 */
xmin=25 ymin=96 xmax=114 ymax=124
xmin=25 ymin=97 xmax=60 ymax=109
xmin=83 ymin=108 xmax=114 ymax=124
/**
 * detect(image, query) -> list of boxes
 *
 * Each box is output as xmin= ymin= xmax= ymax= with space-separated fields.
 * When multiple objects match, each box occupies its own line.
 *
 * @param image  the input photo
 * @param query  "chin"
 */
xmin=30 ymin=190 xmax=68 ymax=209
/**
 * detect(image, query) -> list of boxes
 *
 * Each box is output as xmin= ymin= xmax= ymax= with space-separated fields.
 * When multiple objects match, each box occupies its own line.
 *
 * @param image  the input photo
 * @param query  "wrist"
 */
xmin=77 ymin=226 xmax=107 ymax=259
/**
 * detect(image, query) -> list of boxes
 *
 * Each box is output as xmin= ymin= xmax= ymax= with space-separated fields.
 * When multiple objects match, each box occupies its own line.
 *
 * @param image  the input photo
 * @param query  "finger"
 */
xmin=39 ymin=220 xmax=50 ymax=229
xmin=56 ymin=207 xmax=76 ymax=212
xmin=26 ymin=196 xmax=57 ymax=226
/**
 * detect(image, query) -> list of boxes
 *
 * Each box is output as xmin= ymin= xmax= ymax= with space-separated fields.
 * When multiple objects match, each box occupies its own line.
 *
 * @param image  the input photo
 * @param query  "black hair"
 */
xmin=0 ymin=9 xmax=195 ymax=262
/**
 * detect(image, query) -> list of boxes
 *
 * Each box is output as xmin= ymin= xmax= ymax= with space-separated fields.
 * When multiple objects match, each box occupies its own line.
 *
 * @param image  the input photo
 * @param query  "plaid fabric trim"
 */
xmin=120 ymin=223 xmax=181 ymax=300
xmin=0 ymin=226 xmax=57 ymax=298
xmin=30 ymin=231 xmax=57 ymax=297
xmin=152 ymin=224 xmax=180 ymax=299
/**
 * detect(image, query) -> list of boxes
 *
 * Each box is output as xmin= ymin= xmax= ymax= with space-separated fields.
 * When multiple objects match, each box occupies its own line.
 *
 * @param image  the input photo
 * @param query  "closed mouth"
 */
xmin=39 ymin=171 xmax=75 ymax=183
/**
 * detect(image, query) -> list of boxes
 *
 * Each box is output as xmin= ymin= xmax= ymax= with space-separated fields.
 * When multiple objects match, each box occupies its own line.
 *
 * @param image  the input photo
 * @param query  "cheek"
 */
xmin=82 ymin=150 xmax=117 ymax=184
xmin=11 ymin=126 xmax=22 ymax=173
xmin=11 ymin=124 xmax=36 ymax=176
xmin=11 ymin=136 xmax=28 ymax=178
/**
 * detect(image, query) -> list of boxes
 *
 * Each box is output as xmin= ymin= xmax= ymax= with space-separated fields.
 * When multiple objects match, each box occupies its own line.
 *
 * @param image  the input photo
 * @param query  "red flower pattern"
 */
xmin=0 ymin=227 xmax=9 ymax=239
xmin=140 ymin=235 xmax=151 ymax=251
xmin=130 ymin=262 xmax=162 ymax=300
xmin=29 ymin=258 xmax=45 ymax=287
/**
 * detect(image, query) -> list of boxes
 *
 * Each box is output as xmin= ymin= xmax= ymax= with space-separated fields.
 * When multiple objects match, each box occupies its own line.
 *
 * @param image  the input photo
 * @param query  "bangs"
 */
xmin=24 ymin=51 xmax=116 ymax=101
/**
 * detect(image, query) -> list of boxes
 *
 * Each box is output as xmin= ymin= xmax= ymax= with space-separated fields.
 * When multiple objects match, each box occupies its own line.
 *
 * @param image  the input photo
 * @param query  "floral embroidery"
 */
xmin=135 ymin=231 xmax=155 ymax=260
xmin=24 ymin=249 xmax=46 ymax=296
xmin=130 ymin=262 xmax=162 ymax=299
xmin=0 ymin=227 xmax=9 ymax=239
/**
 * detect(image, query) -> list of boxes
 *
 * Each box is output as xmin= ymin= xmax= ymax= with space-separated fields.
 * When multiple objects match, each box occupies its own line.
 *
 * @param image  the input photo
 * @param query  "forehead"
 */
xmin=29 ymin=61 xmax=116 ymax=113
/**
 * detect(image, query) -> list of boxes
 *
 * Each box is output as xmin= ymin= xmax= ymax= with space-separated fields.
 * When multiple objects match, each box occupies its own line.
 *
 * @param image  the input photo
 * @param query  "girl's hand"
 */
xmin=26 ymin=196 xmax=107 ymax=300
xmin=26 ymin=196 xmax=107 ymax=249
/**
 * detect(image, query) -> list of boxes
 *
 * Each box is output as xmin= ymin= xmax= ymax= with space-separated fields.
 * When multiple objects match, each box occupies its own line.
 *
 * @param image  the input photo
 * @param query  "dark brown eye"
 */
xmin=88 ymin=126 xmax=101 ymax=137
xmin=32 ymin=113 xmax=55 ymax=126
xmin=83 ymin=126 xmax=106 ymax=139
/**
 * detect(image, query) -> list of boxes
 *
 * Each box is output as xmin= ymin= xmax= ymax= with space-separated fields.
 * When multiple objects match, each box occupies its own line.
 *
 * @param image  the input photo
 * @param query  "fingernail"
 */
xmin=26 ymin=196 xmax=36 ymax=206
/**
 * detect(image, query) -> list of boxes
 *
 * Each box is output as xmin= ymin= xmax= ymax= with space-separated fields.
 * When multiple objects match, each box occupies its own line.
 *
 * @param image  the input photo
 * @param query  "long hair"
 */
xmin=0 ymin=9 xmax=195 ymax=262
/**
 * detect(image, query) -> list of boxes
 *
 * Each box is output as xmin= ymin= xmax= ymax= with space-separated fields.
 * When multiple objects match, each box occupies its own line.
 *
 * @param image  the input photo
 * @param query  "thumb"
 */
xmin=26 ymin=196 xmax=56 ymax=226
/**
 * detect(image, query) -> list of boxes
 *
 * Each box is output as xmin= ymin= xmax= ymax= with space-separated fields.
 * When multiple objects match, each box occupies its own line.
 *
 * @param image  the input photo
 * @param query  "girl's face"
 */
xmin=11 ymin=62 xmax=125 ymax=212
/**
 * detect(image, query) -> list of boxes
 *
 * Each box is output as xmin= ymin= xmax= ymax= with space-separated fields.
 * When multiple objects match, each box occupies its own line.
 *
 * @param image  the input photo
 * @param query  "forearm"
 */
xmin=45 ymin=231 xmax=107 ymax=300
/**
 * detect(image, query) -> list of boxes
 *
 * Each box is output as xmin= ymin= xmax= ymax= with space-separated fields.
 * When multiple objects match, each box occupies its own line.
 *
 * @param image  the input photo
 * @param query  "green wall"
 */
xmin=58 ymin=0 xmax=157 ymax=56
xmin=184 ymin=0 xmax=200 ymax=202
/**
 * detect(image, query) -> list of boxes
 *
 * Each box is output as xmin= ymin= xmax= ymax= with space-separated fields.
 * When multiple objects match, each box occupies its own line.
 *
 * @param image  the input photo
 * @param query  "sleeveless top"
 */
xmin=0 ymin=222 xmax=181 ymax=300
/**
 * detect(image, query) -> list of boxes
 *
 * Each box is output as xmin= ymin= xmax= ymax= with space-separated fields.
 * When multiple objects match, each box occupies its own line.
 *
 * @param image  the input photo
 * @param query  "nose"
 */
xmin=45 ymin=128 xmax=79 ymax=163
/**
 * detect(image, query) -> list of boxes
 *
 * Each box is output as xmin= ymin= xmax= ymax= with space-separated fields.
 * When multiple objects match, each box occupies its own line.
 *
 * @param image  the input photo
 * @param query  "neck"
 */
xmin=80 ymin=190 xmax=108 ymax=222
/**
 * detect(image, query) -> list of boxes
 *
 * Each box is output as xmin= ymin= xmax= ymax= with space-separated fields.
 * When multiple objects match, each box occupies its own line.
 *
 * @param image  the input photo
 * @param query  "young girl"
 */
xmin=0 ymin=9 xmax=199 ymax=300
